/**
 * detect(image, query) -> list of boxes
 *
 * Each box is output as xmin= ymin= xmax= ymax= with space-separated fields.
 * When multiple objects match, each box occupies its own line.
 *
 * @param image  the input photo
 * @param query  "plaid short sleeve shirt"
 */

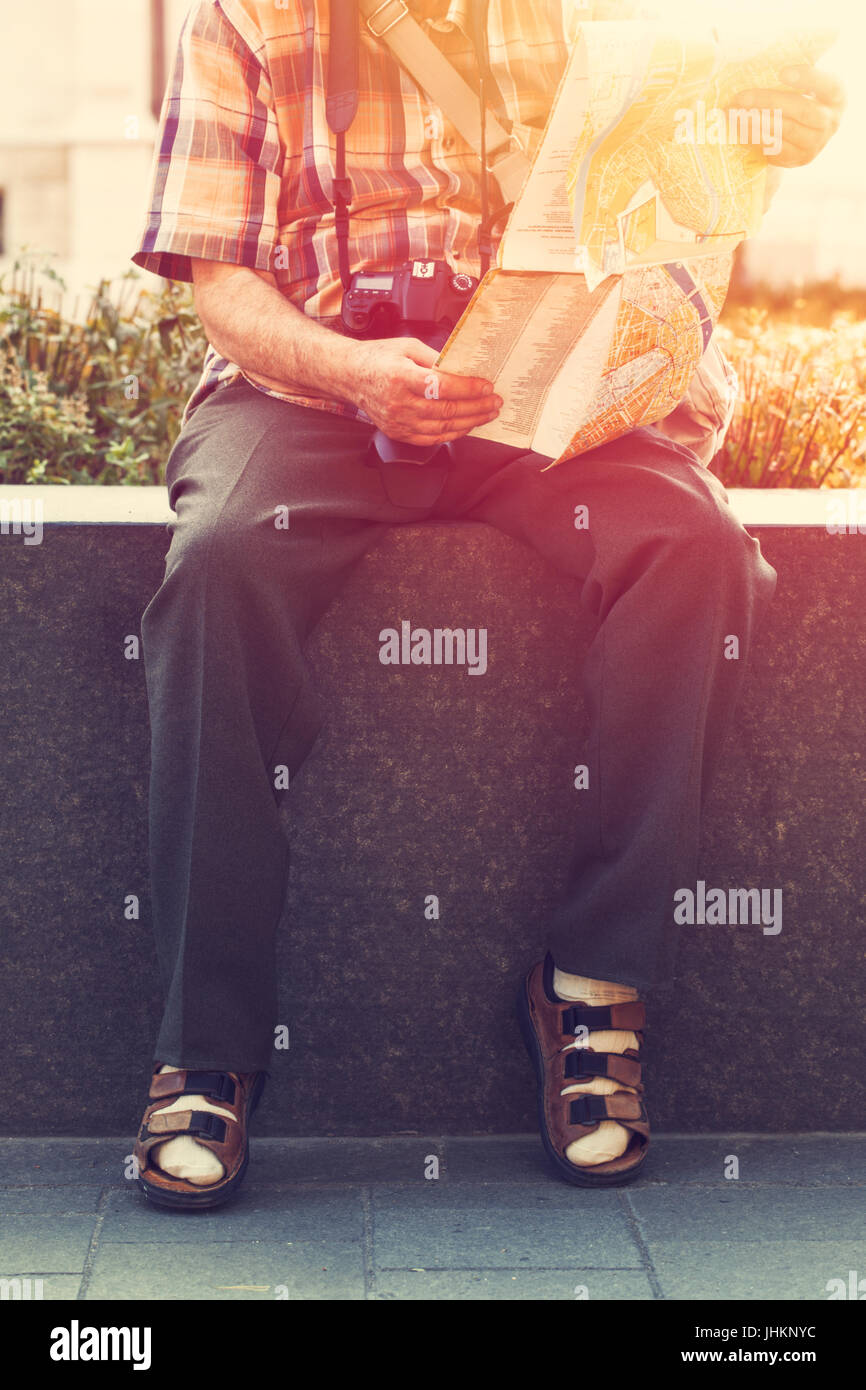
xmin=131 ymin=0 xmax=650 ymax=422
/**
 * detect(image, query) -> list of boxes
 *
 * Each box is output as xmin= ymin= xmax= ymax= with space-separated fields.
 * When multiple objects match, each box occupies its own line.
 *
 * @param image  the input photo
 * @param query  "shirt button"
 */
xmin=443 ymin=136 xmax=455 ymax=150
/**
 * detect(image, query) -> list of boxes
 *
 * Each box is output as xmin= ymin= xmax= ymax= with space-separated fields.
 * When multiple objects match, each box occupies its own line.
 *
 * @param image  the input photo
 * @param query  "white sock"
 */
xmin=151 ymin=1066 xmax=234 ymax=1186
xmin=553 ymin=968 xmax=641 ymax=1168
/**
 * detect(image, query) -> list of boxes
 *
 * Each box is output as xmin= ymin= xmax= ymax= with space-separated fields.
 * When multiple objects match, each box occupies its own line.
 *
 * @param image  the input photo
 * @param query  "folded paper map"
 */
xmin=436 ymin=19 xmax=837 ymax=466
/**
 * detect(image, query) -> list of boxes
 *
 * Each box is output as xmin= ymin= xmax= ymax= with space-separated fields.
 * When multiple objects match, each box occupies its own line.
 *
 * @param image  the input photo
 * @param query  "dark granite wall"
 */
xmin=1 ymin=518 xmax=864 ymax=1136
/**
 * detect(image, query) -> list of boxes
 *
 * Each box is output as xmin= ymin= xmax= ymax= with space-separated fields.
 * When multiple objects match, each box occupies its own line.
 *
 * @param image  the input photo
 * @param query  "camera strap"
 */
xmin=327 ymin=0 xmax=532 ymax=284
xmin=358 ymin=0 xmax=529 ymax=197
xmin=469 ymin=0 xmax=496 ymax=275
xmin=327 ymin=0 xmax=360 ymax=292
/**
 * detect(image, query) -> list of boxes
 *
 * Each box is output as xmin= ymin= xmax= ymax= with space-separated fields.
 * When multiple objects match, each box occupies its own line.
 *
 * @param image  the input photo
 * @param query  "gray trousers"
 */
xmin=141 ymin=377 xmax=777 ymax=1071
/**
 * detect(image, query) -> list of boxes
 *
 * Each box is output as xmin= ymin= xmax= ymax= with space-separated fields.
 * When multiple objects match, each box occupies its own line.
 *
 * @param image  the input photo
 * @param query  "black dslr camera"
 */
xmin=341 ymin=259 xmax=478 ymax=352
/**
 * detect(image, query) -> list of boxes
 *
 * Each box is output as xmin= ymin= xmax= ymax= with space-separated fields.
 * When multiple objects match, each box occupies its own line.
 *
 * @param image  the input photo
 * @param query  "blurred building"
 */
xmin=0 ymin=0 xmax=187 ymax=301
xmin=743 ymin=180 xmax=866 ymax=289
xmin=0 ymin=0 xmax=862 ymax=301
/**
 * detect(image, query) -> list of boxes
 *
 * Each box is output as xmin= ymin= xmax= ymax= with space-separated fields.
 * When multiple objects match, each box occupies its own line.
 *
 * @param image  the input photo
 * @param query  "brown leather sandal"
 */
xmin=133 ymin=1067 xmax=266 ymax=1210
xmin=517 ymin=955 xmax=649 ymax=1187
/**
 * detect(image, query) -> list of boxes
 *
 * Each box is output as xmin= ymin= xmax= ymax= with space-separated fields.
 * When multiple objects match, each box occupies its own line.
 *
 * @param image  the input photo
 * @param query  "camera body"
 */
xmin=341 ymin=259 xmax=478 ymax=350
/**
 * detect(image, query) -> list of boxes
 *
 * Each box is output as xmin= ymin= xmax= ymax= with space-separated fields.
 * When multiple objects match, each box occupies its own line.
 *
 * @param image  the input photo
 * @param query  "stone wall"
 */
xmin=1 ymin=488 xmax=864 ymax=1136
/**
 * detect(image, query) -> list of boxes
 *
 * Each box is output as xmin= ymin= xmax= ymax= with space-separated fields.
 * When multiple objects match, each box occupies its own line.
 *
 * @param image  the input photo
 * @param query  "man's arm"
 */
xmin=191 ymin=260 xmax=502 ymax=448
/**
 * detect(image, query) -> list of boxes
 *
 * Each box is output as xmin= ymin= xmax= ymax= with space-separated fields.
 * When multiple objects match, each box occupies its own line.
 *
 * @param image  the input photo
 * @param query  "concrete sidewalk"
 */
xmin=2 ymin=1135 xmax=865 ymax=1301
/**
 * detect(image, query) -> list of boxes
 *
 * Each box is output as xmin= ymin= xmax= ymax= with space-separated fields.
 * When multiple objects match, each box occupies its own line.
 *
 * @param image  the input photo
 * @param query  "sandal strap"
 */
xmin=563 ymin=1049 xmax=642 ymax=1089
xmin=561 ymin=1001 xmax=646 ymax=1035
xmin=568 ymin=1092 xmax=648 ymax=1128
xmin=136 ymin=1107 xmax=235 ymax=1164
xmin=140 ymin=1109 xmax=229 ymax=1143
xmin=149 ymin=1070 xmax=238 ymax=1105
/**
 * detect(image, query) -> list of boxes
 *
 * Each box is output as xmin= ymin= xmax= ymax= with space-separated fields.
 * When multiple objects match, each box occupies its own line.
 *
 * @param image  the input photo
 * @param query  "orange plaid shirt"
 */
xmin=131 ymin=0 xmax=651 ymax=422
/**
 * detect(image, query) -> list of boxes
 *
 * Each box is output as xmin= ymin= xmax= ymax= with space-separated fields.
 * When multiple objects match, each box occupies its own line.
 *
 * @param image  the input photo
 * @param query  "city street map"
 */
xmin=435 ymin=19 xmax=837 ymax=465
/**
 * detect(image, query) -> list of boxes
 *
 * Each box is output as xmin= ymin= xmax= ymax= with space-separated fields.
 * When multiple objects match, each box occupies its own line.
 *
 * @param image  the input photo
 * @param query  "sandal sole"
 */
xmin=516 ymin=979 xmax=648 ymax=1189
xmin=136 ymin=1071 xmax=266 ymax=1211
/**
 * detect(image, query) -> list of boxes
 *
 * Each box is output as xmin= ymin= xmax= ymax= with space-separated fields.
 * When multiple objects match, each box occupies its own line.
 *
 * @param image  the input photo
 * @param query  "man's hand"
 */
xmin=345 ymin=336 xmax=502 ymax=447
xmin=191 ymin=261 xmax=502 ymax=440
xmin=731 ymin=65 xmax=846 ymax=169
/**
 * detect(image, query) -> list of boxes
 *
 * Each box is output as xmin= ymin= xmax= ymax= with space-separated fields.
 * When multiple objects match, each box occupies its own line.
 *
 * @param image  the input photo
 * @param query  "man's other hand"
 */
xmin=346 ymin=337 xmax=502 ymax=447
xmin=731 ymin=65 xmax=846 ymax=169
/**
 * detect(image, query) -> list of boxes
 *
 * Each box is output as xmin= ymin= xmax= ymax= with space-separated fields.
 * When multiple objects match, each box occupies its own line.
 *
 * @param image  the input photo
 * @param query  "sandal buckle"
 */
xmin=185 ymin=1071 xmax=237 ymax=1105
xmin=564 ymin=1050 xmax=604 ymax=1082
xmin=187 ymin=1111 xmax=228 ymax=1144
xmin=569 ymin=1094 xmax=607 ymax=1126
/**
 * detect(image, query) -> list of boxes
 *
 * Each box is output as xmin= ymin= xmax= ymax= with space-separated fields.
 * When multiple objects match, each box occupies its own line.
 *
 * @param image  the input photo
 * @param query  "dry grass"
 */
xmin=714 ymin=298 xmax=866 ymax=488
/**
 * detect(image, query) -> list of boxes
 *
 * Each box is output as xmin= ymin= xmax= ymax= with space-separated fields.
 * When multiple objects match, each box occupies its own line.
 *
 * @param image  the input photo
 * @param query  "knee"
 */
xmin=668 ymin=475 xmax=774 ymax=594
xmin=163 ymin=496 xmax=260 ymax=584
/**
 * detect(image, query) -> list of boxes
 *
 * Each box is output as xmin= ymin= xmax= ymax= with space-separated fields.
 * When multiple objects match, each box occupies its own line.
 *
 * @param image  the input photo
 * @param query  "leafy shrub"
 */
xmin=0 ymin=257 xmax=206 ymax=484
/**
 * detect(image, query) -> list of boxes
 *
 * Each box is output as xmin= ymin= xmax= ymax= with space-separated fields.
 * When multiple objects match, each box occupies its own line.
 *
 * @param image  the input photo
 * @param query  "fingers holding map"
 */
xmin=436 ymin=18 xmax=840 ymax=467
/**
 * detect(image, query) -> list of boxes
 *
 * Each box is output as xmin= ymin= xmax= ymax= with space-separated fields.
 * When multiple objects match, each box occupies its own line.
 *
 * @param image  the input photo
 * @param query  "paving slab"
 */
xmin=643 ymin=1136 xmax=866 ymax=1186
xmin=0 ymin=1215 xmax=97 ymax=1273
xmin=0 ymin=1139 xmax=126 ymax=1186
xmin=440 ymin=1136 xmax=554 ymax=1183
xmin=371 ymin=1184 xmax=643 ymax=1270
xmin=650 ymin=1240 xmax=866 ymax=1301
xmin=248 ymin=1136 xmax=444 ymax=1184
xmin=83 ymin=1241 xmax=365 ymax=1300
xmin=0 ymin=1186 xmax=104 ymax=1214
xmin=627 ymin=1185 xmax=866 ymax=1245
xmin=100 ymin=1186 xmax=363 ymax=1245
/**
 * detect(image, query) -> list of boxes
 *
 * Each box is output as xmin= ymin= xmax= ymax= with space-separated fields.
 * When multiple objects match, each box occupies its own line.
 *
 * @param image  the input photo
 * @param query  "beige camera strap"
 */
xmin=357 ymin=0 xmax=532 ymax=203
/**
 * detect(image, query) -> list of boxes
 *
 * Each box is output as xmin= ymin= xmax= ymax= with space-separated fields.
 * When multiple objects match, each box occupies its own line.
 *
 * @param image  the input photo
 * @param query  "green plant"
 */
xmin=0 ymin=254 xmax=207 ymax=484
